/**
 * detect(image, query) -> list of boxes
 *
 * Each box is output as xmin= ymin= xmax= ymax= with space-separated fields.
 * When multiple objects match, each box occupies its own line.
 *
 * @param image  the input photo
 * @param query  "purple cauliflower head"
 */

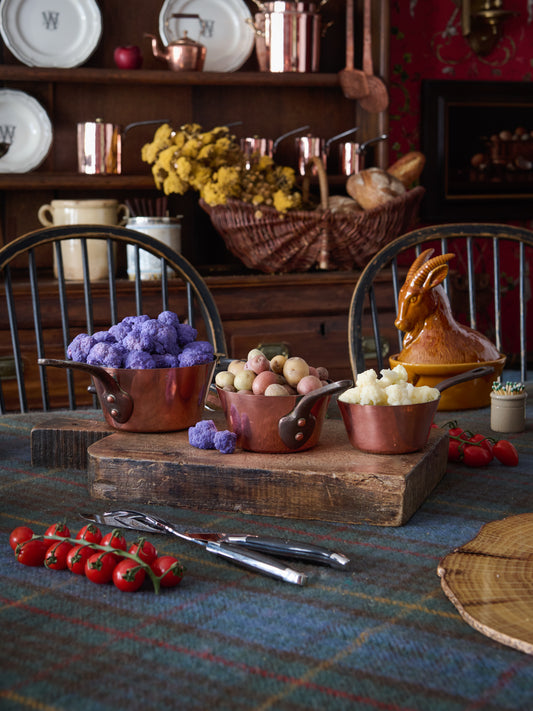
xmin=176 ymin=323 xmax=198 ymax=347
xmin=124 ymin=350 xmax=156 ymax=369
xmin=153 ymin=353 xmax=180 ymax=368
xmin=158 ymin=311 xmax=180 ymax=329
xmin=86 ymin=342 xmax=125 ymax=369
xmin=67 ymin=333 xmax=96 ymax=363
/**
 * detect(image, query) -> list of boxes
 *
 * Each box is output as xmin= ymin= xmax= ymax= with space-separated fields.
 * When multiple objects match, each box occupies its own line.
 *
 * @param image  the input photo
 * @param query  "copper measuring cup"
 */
xmin=38 ymin=358 xmax=216 ymax=432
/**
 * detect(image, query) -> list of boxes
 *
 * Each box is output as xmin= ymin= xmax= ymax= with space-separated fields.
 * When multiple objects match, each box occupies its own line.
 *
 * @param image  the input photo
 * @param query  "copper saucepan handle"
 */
xmin=38 ymin=358 xmax=134 ymax=424
xmin=435 ymin=365 xmax=495 ymax=393
xmin=278 ymin=379 xmax=353 ymax=449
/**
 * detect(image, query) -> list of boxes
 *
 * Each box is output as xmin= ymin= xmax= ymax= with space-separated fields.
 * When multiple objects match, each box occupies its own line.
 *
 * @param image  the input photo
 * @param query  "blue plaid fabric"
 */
xmin=1 ymin=407 xmax=532 ymax=711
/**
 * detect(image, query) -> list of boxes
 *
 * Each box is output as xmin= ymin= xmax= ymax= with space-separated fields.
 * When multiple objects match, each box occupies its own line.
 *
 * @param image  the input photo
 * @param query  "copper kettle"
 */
xmin=145 ymin=30 xmax=206 ymax=72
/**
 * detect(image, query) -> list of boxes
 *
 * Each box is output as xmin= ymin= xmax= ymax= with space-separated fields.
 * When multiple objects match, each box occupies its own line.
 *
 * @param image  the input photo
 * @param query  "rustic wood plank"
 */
xmin=87 ymin=418 xmax=448 ymax=526
xmin=31 ymin=417 xmax=113 ymax=470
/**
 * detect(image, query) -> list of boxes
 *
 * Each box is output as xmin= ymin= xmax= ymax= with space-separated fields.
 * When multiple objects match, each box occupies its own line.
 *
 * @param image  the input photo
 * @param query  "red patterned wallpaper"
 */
xmin=389 ymin=0 xmax=533 ymax=159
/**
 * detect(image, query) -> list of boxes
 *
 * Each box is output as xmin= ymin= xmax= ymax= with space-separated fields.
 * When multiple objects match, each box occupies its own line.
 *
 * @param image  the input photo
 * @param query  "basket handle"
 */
xmin=302 ymin=156 xmax=330 ymax=211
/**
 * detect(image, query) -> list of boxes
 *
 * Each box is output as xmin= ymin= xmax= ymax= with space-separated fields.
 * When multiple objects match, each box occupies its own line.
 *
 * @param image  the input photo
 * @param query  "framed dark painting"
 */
xmin=420 ymin=80 xmax=533 ymax=221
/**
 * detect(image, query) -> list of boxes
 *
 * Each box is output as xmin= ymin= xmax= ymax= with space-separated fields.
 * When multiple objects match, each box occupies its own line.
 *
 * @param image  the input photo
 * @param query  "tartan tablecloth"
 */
xmin=1 ymin=407 xmax=532 ymax=711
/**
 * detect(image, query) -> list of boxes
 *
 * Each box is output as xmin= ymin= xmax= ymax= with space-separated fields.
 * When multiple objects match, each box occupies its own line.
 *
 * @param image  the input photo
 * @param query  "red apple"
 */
xmin=113 ymin=45 xmax=143 ymax=70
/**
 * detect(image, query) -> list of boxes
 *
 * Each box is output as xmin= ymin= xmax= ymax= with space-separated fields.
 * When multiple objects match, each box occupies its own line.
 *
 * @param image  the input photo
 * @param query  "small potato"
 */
xmin=234 ymin=370 xmax=256 ymax=391
xmin=252 ymin=370 xmax=284 ymax=395
xmin=228 ymin=359 xmax=246 ymax=376
xmin=296 ymin=375 xmax=322 ymax=395
xmin=215 ymin=371 xmax=235 ymax=388
xmin=283 ymin=356 xmax=309 ymax=386
xmin=264 ymin=383 xmax=291 ymax=397
xmin=247 ymin=348 xmax=263 ymax=361
xmin=316 ymin=366 xmax=329 ymax=381
xmin=308 ymin=365 xmax=319 ymax=377
xmin=270 ymin=354 xmax=287 ymax=374
xmin=247 ymin=352 xmax=270 ymax=374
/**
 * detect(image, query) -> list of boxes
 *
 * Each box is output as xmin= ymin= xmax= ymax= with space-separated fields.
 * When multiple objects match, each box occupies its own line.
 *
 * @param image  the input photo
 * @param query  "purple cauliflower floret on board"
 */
xmin=153 ymin=353 xmax=180 ymax=368
xmin=124 ymin=350 xmax=156 ymax=369
xmin=86 ymin=342 xmax=125 ymax=368
xmin=67 ymin=334 xmax=95 ymax=363
xmin=176 ymin=323 xmax=198 ymax=347
xmin=214 ymin=430 xmax=237 ymax=454
xmin=158 ymin=311 xmax=180 ymax=329
xmin=188 ymin=419 xmax=217 ymax=450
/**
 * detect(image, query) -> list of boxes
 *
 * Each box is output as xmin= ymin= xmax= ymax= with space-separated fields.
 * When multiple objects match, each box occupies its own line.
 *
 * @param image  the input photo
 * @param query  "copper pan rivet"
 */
xmin=106 ymin=394 xmax=115 ymax=403
xmin=297 ymin=418 xmax=306 ymax=427
xmin=295 ymin=432 xmax=304 ymax=441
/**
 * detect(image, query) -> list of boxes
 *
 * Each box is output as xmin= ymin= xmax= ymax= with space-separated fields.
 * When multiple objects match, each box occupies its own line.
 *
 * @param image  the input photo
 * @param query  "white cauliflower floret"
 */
xmin=385 ymin=382 xmax=415 ymax=405
xmin=356 ymin=369 xmax=379 ymax=387
xmin=358 ymin=383 xmax=387 ymax=405
xmin=338 ymin=386 xmax=361 ymax=404
xmin=379 ymin=364 xmax=408 ymax=387
xmin=410 ymin=385 xmax=440 ymax=403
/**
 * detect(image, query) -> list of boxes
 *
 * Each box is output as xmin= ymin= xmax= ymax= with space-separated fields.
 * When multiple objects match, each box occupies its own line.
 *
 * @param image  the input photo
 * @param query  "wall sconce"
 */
xmin=457 ymin=0 xmax=518 ymax=56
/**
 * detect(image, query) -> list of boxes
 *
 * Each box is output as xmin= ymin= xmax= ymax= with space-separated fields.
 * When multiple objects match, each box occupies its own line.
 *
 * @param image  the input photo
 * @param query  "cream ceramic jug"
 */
xmin=37 ymin=199 xmax=130 ymax=280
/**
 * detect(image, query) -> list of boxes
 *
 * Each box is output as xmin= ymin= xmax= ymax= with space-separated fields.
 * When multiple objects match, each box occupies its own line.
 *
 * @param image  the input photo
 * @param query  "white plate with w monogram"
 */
xmin=0 ymin=89 xmax=52 ymax=172
xmin=0 ymin=0 xmax=102 ymax=67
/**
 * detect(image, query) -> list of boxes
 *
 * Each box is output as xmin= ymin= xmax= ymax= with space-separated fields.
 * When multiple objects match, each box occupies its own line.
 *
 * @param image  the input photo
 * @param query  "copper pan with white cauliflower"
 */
xmin=338 ymin=364 xmax=495 ymax=454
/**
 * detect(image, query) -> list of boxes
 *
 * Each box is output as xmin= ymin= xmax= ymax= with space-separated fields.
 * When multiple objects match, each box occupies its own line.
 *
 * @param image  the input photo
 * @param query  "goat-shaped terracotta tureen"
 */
xmin=395 ymin=249 xmax=500 ymax=363
xmin=390 ymin=249 xmax=505 ymax=410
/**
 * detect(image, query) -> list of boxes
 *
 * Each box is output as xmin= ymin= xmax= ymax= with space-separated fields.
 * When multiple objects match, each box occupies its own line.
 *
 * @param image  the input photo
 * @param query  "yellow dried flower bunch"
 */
xmin=141 ymin=123 xmax=302 ymax=213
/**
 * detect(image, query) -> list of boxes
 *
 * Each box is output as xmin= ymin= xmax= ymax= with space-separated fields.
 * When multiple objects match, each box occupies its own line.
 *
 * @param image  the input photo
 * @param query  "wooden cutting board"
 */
xmin=86 ymin=416 xmax=448 ymax=526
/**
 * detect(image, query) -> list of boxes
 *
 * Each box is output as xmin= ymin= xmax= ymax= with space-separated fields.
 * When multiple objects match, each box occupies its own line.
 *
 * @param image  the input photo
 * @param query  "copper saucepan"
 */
xmin=338 ymin=366 xmax=495 ymax=455
xmin=217 ymin=379 xmax=352 ymax=453
xmin=38 ymin=357 xmax=216 ymax=432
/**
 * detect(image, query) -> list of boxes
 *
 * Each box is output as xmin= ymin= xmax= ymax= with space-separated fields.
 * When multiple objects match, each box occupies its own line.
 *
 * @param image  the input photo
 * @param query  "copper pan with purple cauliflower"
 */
xmin=37 ymin=310 xmax=217 ymax=432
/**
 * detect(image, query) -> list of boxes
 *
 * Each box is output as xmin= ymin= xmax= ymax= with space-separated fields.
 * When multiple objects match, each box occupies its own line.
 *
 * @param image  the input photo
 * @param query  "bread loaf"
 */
xmin=324 ymin=195 xmax=363 ymax=214
xmin=346 ymin=168 xmax=405 ymax=210
xmin=387 ymin=151 xmax=425 ymax=188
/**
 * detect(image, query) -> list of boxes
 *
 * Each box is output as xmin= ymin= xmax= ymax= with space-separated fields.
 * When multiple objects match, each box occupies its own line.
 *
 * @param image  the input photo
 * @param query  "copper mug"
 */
xmin=77 ymin=118 xmax=167 ymax=175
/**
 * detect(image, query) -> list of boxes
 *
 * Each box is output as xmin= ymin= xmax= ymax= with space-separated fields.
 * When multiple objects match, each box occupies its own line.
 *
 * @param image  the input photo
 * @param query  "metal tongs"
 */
xmin=81 ymin=510 xmax=350 ymax=586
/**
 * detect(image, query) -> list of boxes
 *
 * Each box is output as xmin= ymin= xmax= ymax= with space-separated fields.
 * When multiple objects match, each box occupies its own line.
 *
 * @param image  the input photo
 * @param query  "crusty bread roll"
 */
xmin=387 ymin=151 xmax=426 ymax=188
xmin=346 ymin=168 xmax=406 ymax=210
xmin=324 ymin=195 xmax=363 ymax=214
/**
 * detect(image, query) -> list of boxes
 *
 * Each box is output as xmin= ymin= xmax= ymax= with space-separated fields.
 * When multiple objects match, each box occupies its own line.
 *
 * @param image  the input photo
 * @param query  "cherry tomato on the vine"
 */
xmin=113 ymin=559 xmax=146 ymax=592
xmin=151 ymin=556 xmax=184 ymax=588
xmin=45 ymin=521 xmax=71 ymax=538
xmin=44 ymin=540 xmax=72 ymax=570
xmin=448 ymin=439 xmax=463 ymax=462
xmin=468 ymin=433 xmax=494 ymax=461
xmin=67 ymin=544 xmax=94 ymax=575
xmin=493 ymin=439 xmax=519 ymax=467
xmin=9 ymin=526 xmax=34 ymax=551
xmin=129 ymin=538 xmax=158 ymax=565
xmin=448 ymin=426 xmax=464 ymax=438
xmin=76 ymin=523 xmax=102 ymax=545
xmin=101 ymin=529 xmax=128 ymax=564
xmin=15 ymin=539 xmax=50 ymax=566
xmin=85 ymin=552 xmax=117 ymax=584
xmin=462 ymin=445 xmax=493 ymax=468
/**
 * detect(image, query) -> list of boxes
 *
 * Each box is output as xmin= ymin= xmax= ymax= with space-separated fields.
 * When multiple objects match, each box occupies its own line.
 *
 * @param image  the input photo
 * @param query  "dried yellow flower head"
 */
xmin=141 ymin=122 xmax=302 ymax=213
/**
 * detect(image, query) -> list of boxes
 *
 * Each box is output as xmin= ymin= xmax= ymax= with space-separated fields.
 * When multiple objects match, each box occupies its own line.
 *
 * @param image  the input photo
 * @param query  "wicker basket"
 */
xmin=200 ymin=157 xmax=425 ymax=274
